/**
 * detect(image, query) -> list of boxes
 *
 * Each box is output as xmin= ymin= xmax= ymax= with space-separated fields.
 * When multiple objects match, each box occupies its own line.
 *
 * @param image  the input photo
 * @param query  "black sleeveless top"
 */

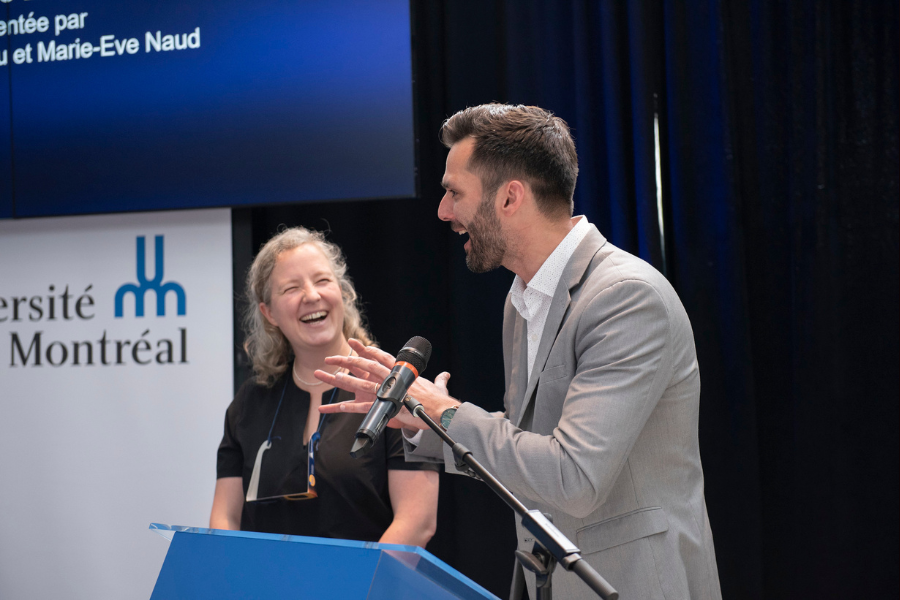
xmin=216 ymin=372 xmax=438 ymax=541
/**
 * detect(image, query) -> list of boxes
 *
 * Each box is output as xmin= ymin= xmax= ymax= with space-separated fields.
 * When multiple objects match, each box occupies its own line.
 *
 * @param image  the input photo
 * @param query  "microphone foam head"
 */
xmin=397 ymin=336 xmax=432 ymax=374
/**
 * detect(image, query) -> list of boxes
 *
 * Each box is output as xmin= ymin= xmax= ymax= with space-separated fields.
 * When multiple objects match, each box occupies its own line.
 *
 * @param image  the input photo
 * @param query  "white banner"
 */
xmin=0 ymin=209 xmax=233 ymax=599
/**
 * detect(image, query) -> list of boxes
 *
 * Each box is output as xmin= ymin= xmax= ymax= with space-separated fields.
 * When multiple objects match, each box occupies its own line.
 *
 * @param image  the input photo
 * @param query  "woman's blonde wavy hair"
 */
xmin=243 ymin=227 xmax=374 ymax=387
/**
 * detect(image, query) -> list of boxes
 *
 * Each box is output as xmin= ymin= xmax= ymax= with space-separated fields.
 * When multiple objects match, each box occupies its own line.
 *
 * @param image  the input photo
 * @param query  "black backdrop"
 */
xmin=231 ymin=2 xmax=899 ymax=598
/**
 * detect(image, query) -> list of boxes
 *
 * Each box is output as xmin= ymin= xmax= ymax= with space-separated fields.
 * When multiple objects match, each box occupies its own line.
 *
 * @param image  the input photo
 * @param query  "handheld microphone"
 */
xmin=350 ymin=336 xmax=432 ymax=458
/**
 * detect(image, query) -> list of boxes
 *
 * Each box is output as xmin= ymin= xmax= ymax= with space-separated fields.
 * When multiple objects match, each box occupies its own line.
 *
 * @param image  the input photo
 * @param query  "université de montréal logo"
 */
xmin=7 ymin=234 xmax=189 ymax=368
xmin=115 ymin=235 xmax=186 ymax=318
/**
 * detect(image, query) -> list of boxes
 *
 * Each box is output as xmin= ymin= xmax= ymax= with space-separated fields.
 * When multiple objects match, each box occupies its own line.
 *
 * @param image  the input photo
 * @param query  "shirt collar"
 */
xmin=509 ymin=274 xmax=529 ymax=318
xmin=509 ymin=216 xmax=591 ymax=317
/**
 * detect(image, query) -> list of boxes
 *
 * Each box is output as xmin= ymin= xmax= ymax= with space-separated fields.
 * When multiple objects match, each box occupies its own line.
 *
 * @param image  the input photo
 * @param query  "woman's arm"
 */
xmin=209 ymin=477 xmax=244 ymax=530
xmin=379 ymin=469 xmax=439 ymax=547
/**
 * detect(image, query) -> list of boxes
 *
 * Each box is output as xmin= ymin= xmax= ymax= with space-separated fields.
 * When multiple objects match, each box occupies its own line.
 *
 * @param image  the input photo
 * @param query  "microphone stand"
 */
xmin=401 ymin=396 xmax=618 ymax=600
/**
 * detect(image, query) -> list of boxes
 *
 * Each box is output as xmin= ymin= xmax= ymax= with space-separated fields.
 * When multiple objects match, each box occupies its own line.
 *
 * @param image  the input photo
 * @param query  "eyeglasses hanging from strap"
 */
xmin=245 ymin=378 xmax=339 ymax=503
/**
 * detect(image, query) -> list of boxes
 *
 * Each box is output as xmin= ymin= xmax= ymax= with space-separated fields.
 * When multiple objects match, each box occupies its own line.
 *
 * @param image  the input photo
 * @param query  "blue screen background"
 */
xmin=1 ymin=0 xmax=415 ymax=218
xmin=1 ymin=3 xmax=11 ymax=218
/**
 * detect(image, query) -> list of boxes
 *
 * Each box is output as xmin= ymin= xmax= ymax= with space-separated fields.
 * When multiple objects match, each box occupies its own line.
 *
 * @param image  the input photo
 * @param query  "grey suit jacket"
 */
xmin=410 ymin=226 xmax=721 ymax=599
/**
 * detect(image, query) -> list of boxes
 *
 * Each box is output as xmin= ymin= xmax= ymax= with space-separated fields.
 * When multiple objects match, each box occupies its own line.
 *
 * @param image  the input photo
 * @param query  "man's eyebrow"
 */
xmin=440 ymin=179 xmax=450 ymax=189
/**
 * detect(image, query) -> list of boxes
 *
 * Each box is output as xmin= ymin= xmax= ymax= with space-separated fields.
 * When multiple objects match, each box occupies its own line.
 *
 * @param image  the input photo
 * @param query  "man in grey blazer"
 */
xmin=319 ymin=104 xmax=721 ymax=599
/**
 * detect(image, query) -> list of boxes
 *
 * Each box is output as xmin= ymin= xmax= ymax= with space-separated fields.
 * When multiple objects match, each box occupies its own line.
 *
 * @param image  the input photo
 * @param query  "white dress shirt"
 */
xmin=508 ymin=216 xmax=591 ymax=379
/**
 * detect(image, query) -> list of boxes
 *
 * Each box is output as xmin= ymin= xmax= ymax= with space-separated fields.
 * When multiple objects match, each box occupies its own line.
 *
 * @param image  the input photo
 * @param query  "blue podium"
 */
xmin=149 ymin=524 xmax=499 ymax=600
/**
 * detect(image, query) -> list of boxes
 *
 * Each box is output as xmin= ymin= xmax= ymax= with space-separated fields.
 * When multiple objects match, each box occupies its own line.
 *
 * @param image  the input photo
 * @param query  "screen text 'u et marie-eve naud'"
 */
xmin=1 ymin=11 xmax=200 ymax=65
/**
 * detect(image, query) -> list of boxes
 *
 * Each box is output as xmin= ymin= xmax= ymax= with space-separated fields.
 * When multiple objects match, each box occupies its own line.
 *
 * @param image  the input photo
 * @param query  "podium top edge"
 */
xmin=149 ymin=523 xmax=422 ymax=553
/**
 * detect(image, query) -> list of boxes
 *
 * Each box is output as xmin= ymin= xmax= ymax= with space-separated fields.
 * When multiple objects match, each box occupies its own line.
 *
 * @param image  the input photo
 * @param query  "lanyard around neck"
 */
xmin=266 ymin=376 xmax=339 ymax=444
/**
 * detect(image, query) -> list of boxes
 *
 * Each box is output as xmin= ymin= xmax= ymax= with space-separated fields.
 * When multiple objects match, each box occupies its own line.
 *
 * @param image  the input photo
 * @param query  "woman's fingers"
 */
xmin=315 ymin=369 xmax=379 ymax=397
xmin=349 ymin=338 xmax=396 ymax=370
xmin=324 ymin=354 xmax=391 ymax=381
xmin=319 ymin=401 xmax=426 ymax=431
xmin=315 ymin=340 xmax=431 ymax=431
xmin=318 ymin=400 xmax=374 ymax=414
xmin=345 ymin=365 xmax=376 ymax=383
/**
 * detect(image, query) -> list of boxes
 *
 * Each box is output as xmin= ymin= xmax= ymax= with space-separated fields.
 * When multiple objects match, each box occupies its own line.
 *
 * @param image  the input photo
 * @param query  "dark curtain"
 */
xmin=233 ymin=1 xmax=898 ymax=597
xmin=717 ymin=2 xmax=899 ymax=596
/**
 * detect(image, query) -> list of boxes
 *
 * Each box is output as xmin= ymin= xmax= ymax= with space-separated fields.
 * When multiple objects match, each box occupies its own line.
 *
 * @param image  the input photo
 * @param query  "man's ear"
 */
xmin=259 ymin=302 xmax=278 ymax=327
xmin=499 ymin=180 xmax=527 ymax=215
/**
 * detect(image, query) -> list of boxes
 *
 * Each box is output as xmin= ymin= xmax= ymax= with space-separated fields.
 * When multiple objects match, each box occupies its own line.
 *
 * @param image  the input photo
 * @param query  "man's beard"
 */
xmin=464 ymin=192 xmax=506 ymax=273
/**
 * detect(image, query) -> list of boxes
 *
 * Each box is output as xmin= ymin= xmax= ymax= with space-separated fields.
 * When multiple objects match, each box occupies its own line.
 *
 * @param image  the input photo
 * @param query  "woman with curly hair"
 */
xmin=209 ymin=227 xmax=439 ymax=546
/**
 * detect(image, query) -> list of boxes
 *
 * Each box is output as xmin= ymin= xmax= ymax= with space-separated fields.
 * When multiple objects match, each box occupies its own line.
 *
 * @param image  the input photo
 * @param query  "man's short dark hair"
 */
xmin=441 ymin=104 xmax=578 ymax=218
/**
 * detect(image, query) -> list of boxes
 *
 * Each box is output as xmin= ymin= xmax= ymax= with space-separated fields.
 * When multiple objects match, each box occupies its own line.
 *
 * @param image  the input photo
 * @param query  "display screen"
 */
xmin=0 ymin=0 xmax=415 ymax=218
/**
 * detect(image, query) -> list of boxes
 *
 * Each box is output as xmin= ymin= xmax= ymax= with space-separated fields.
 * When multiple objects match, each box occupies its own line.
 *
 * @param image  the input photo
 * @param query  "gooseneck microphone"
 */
xmin=350 ymin=336 xmax=432 ymax=458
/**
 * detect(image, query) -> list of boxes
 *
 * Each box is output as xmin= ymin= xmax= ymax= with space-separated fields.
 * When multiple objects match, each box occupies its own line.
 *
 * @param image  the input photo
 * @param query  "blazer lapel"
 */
xmin=506 ymin=310 xmax=529 ymax=425
xmin=514 ymin=226 xmax=607 ymax=429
